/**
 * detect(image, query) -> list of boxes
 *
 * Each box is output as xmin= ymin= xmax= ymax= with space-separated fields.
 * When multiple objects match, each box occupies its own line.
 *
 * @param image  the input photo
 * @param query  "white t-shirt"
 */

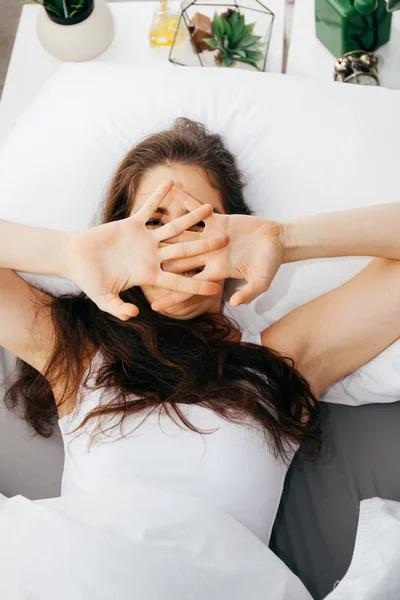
xmin=58 ymin=329 xmax=296 ymax=545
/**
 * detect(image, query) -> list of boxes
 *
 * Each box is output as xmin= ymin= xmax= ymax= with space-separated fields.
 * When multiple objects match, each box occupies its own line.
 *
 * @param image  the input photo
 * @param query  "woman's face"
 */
xmin=130 ymin=164 xmax=226 ymax=320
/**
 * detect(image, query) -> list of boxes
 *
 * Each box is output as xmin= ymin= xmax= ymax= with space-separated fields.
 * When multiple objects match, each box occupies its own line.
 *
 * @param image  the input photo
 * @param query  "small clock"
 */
xmin=334 ymin=50 xmax=380 ymax=86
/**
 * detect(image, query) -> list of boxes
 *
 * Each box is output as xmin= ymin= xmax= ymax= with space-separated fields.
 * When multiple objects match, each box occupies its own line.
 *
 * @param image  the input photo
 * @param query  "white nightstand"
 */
xmin=287 ymin=0 xmax=400 ymax=90
xmin=0 ymin=0 xmax=285 ymax=147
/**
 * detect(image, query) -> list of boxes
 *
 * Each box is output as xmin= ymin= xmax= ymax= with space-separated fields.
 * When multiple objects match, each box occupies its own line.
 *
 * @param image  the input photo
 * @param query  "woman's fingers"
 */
xmin=159 ymin=234 xmax=228 ymax=262
xmin=134 ymin=180 xmax=174 ymax=222
xmin=229 ymin=278 xmax=270 ymax=307
xmin=184 ymin=196 xmax=202 ymax=211
xmin=170 ymin=187 xmax=202 ymax=212
xmin=151 ymin=269 xmax=214 ymax=312
xmin=160 ymin=231 xmax=200 ymax=245
xmin=171 ymin=188 xmax=217 ymax=231
xmin=231 ymin=258 xmax=283 ymax=306
xmin=96 ymin=293 xmax=140 ymax=320
xmin=156 ymin=270 xmax=221 ymax=296
xmin=155 ymin=203 xmax=213 ymax=242
xmin=151 ymin=290 xmax=192 ymax=312
xmin=161 ymin=256 xmax=203 ymax=274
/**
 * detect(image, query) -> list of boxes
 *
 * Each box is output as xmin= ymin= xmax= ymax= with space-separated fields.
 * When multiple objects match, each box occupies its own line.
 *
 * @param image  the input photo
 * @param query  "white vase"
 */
xmin=37 ymin=0 xmax=114 ymax=62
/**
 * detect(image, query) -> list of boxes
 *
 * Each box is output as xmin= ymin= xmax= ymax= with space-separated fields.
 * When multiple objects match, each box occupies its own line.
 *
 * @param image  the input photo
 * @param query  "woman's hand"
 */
xmin=151 ymin=189 xmax=284 ymax=312
xmin=67 ymin=181 xmax=229 ymax=320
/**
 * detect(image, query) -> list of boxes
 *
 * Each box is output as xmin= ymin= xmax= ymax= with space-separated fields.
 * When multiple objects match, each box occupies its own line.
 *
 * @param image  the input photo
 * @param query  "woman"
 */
xmin=1 ymin=118 xmax=400 ymax=546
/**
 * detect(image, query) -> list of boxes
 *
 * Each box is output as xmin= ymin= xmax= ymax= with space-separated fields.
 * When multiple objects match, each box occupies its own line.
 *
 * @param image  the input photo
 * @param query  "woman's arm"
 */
xmin=0 ymin=220 xmax=73 ymax=275
xmin=0 ymin=182 xmax=228 ymax=368
xmin=282 ymin=203 xmax=400 ymax=263
xmin=0 ymin=220 xmax=67 ymax=372
xmin=262 ymin=257 xmax=400 ymax=397
xmin=154 ymin=197 xmax=400 ymax=310
xmin=262 ymin=204 xmax=400 ymax=396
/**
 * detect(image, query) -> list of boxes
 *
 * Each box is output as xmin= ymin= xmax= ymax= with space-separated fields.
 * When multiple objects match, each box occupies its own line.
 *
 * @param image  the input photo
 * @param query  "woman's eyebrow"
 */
xmin=153 ymin=206 xmax=221 ymax=216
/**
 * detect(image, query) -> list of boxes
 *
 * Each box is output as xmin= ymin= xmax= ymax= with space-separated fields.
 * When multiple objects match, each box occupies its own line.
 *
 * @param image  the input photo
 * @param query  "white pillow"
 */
xmin=0 ymin=62 xmax=399 ymax=406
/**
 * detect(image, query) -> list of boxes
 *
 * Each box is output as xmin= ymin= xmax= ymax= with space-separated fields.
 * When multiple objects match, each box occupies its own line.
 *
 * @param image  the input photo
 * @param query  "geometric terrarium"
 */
xmin=169 ymin=0 xmax=274 ymax=72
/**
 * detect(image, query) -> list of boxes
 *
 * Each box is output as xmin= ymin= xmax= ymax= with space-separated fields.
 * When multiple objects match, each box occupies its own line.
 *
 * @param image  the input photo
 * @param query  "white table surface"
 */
xmin=287 ymin=0 xmax=400 ymax=90
xmin=0 ymin=0 xmax=285 ymax=147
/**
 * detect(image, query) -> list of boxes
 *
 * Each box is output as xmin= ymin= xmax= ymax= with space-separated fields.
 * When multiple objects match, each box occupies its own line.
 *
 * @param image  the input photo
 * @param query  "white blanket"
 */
xmin=0 ymin=485 xmax=312 ymax=600
xmin=326 ymin=498 xmax=400 ymax=600
xmin=0 ymin=489 xmax=398 ymax=600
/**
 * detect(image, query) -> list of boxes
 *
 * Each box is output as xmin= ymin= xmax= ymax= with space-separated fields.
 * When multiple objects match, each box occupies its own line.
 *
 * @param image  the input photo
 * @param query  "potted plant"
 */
xmin=31 ymin=0 xmax=114 ymax=61
xmin=169 ymin=0 xmax=274 ymax=72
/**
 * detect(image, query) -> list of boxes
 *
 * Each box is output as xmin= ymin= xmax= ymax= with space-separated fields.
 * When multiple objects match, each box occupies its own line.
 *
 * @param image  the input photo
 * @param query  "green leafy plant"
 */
xmin=204 ymin=9 xmax=265 ymax=71
xmin=24 ymin=0 xmax=92 ymax=19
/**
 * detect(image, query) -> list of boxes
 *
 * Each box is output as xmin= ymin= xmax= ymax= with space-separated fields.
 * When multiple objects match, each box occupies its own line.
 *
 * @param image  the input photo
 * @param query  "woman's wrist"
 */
xmin=280 ymin=218 xmax=322 ymax=264
xmin=280 ymin=212 xmax=361 ymax=264
xmin=60 ymin=231 xmax=81 ymax=279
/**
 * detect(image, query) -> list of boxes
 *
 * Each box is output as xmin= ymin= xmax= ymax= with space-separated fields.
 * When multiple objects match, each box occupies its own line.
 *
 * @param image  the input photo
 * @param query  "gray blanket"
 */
xmin=270 ymin=401 xmax=400 ymax=599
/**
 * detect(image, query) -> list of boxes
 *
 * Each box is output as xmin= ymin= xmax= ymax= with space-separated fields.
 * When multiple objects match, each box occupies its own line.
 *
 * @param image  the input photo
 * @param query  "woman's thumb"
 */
xmin=230 ymin=279 xmax=270 ymax=307
xmin=97 ymin=293 xmax=139 ymax=320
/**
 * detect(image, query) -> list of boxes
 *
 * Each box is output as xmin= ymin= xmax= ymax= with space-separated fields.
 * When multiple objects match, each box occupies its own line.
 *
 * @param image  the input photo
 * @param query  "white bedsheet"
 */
xmin=0 ymin=485 xmax=312 ymax=600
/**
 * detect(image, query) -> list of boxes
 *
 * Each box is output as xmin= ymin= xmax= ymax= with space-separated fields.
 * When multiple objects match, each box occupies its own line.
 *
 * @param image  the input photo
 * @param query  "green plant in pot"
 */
xmin=27 ymin=0 xmax=94 ymax=24
xmin=204 ymin=10 xmax=265 ymax=71
xmin=23 ymin=0 xmax=114 ymax=62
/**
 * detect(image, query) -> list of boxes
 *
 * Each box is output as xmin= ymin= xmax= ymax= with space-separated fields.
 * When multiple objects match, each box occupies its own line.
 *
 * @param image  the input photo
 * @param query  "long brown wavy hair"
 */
xmin=5 ymin=118 xmax=321 ymax=461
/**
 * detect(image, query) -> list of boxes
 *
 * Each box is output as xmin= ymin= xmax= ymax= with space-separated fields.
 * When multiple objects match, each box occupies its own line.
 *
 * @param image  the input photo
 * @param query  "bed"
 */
xmin=1 ymin=63 xmax=400 ymax=599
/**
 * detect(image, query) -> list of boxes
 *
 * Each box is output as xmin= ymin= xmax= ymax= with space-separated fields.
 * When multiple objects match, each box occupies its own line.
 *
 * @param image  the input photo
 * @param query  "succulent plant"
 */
xmin=204 ymin=10 xmax=265 ymax=71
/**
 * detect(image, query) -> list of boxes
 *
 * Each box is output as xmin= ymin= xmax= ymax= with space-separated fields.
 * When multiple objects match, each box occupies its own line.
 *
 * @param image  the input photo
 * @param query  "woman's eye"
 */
xmin=190 ymin=221 xmax=205 ymax=230
xmin=145 ymin=219 xmax=205 ymax=230
xmin=145 ymin=219 xmax=163 ymax=228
